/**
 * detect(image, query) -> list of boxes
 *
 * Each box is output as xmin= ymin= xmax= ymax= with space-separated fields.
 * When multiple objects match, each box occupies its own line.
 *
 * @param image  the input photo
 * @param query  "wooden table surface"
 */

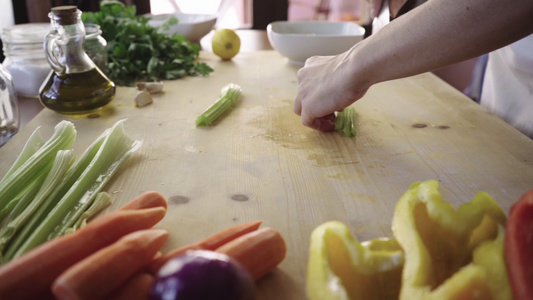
xmin=2 ymin=49 xmax=533 ymax=299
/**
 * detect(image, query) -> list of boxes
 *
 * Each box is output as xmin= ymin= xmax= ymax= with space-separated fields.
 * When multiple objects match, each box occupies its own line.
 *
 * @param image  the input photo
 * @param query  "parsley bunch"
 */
xmin=82 ymin=0 xmax=213 ymax=86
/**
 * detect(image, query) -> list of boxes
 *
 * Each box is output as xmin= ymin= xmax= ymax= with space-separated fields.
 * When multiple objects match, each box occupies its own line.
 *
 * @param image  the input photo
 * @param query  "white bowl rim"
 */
xmin=145 ymin=13 xmax=217 ymax=24
xmin=267 ymin=21 xmax=365 ymax=38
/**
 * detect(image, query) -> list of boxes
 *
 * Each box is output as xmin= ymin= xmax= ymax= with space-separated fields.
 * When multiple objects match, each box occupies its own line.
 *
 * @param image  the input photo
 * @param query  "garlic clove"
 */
xmin=134 ymin=91 xmax=153 ymax=107
xmin=136 ymin=81 xmax=164 ymax=94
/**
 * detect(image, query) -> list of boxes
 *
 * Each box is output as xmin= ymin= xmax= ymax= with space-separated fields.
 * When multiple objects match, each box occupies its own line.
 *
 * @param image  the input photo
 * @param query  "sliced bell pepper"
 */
xmin=392 ymin=180 xmax=511 ymax=300
xmin=505 ymin=189 xmax=533 ymax=300
xmin=306 ymin=221 xmax=404 ymax=300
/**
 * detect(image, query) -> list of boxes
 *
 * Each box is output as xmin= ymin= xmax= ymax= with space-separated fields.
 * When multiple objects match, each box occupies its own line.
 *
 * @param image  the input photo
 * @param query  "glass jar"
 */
xmin=40 ymin=6 xmax=115 ymax=115
xmin=84 ymin=23 xmax=107 ymax=73
xmin=1 ymin=23 xmax=109 ymax=98
xmin=1 ymin=23 xmax=52 ymax=98
xmin=0 ymin=64 xmax=19 ymax=147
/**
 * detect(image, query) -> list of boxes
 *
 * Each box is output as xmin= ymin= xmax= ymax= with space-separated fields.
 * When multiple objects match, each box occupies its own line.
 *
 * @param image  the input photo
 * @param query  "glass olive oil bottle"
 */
xmin=40 ymin=6 xmax=115 ymax=115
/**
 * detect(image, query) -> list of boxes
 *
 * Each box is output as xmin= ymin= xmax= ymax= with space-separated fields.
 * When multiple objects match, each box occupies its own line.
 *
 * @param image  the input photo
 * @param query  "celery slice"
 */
xmin=0 ymin=121 xmax=76 ymax=210
xmin=0 ymin=150 xmax=74 ymax=258
xmin=11 ymin=120 xmax=141 ymax=258
xmin=335 ymin=107 xmax=357 ymax=137
xmin=196 ymin=83 xmax=242 ymax=126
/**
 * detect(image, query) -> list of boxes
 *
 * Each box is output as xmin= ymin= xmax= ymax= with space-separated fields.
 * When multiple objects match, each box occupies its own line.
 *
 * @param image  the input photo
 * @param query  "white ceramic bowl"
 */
xmin=267 ymin=21 xmax=365 ymax=65
xmin=146 ymin=13 xmax=217 ymax=42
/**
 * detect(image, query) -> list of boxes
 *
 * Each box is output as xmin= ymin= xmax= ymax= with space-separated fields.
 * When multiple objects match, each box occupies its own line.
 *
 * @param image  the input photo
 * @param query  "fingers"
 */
xmin=301 ymin=112 xmax=336 ymax=132
xmin=293 ymin=94 xmax=302 ymax=116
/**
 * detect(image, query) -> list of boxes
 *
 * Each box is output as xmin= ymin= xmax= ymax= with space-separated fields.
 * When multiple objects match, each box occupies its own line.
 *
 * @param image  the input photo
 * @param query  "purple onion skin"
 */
xmin=149 ymin=250 xmax=256 ymax=300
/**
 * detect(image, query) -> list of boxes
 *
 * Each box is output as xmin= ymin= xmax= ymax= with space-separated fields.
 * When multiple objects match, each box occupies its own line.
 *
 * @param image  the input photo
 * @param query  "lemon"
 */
xmin=212 ymin=29 xmax=241 ymax=60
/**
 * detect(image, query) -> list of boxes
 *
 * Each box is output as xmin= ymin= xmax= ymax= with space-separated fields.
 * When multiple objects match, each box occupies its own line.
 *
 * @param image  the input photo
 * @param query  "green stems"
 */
xmin=0 ymin=121 xmax=76 ymax=210
xmin=0 ymin=120 xmax=141 ymax=263
xmin=12 ymin=120 xmax=141 ymax=258
xmin=196 ymin=83 xmax=242 ymax=126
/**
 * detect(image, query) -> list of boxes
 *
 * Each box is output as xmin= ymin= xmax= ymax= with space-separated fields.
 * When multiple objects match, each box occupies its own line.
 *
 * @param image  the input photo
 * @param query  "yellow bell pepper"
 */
xmin=306 ymin=221 xmax=404 ymax=300
xmin=392 ymin=180 xmax=511 ymax=300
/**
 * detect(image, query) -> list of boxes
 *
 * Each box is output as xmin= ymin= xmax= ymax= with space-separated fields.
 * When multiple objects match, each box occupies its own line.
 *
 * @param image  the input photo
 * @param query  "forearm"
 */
xmin=354 ymin=0 xmax=533 ymax=87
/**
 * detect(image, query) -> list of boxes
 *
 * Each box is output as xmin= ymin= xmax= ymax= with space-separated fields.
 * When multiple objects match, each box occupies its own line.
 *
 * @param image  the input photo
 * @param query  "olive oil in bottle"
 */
xmin=40 ymin=6 xmax=115 ymax=115
xmin=40 ymin=68 xmax=115 ymax=114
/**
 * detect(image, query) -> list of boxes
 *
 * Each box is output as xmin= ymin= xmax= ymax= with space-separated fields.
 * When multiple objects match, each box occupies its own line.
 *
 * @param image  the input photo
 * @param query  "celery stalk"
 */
xmin=65 ymin=191 xmax=112 ymax=234
xmin=11 ymin=120 xmax=141 ymax=258
xmin=0 ymin=150 xmax=74 ymax=258
xmin=0 ymin=128 xmax=45 ymax=181
xmin=0 ymin=176 xmax=43 ymax=225
xmin=3 ymin=132 xmax=108 ymax=262
xmin=196 ymin=83 xmax=242 ymax=126
xmin=0 ymin=121 xmax=76 ymax=210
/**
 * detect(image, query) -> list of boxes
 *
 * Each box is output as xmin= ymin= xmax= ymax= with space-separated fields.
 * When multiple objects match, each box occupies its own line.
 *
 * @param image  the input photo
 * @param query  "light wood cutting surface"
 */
xmin=1 ymin=50 xmax=533 ymax=299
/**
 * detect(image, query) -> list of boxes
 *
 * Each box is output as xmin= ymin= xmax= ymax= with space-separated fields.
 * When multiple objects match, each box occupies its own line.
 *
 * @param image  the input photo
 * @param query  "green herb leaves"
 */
xmin=82 ymin=2 xmax=213 ymax=86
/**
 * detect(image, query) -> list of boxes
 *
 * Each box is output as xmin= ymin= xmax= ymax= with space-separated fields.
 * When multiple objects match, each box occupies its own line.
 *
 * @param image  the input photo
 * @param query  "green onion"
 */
xmin=335 ymin=107 xmax=357 ymax=137
xmin=196 ymin=83 xmax=242 ymax=126
xmin=11 ymin=120 xmax=141 ymax=258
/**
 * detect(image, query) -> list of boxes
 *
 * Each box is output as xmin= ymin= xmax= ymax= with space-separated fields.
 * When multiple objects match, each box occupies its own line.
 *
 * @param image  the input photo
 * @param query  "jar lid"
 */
xmin=1 ymin=23 xmax=51 ymax=45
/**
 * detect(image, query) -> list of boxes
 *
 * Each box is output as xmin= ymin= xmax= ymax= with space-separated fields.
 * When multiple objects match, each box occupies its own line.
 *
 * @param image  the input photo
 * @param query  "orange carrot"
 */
xmin=106 ymin=272 xmax=155 ymax=300
xmin=149 ymin=220 xmax=262 ymax=274
xmin=215 ymin=227 xmax=287 ymax=281
xmin=0 ymin=207 xmax=166 ymax=300
xmin=119 ymin=191 xmax=167 ymax=211
xmin=52 ymin=229 xmax=168 ymax=300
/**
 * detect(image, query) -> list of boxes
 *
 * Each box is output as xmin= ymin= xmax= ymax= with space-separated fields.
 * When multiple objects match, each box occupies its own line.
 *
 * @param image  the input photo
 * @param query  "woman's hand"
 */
xmin=293 ymin=47 xmax=370 ymax=132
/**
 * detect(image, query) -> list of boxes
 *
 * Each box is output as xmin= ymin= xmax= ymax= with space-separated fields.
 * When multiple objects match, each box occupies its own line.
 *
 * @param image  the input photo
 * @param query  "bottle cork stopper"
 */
xmin=50 ymin=6 xmax=80 ymax=25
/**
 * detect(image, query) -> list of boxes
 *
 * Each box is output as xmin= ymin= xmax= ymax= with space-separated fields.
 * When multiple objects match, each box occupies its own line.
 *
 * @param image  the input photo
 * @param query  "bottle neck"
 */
xmin=49 ymin=12 xmax=95 ymax=74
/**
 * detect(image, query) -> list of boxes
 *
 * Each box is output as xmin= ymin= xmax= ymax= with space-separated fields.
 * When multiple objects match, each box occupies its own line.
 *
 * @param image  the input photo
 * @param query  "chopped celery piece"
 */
xmin=335 ymin=107 xmax=357 ymax=137
xmin=196 ymin=83 xmax=242 ymax=126
xmin=0 ymin=150 xmax=74 ymax=258
xmin=12 ymin=120 xmax=141 ymax=258
xmin=0 ymin=121 xmax=76 ymax=210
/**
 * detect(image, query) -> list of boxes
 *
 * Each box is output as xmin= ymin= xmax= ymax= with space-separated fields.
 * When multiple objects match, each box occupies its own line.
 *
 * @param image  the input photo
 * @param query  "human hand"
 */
xmin=293 ymin=49 xmax=369 ymax=132
xmin=368 ymin=0 xmax=409 ymax=18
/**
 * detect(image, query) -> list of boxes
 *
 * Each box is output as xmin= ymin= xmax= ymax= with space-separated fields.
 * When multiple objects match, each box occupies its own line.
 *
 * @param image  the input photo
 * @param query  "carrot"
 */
xmin=52 ymin=229 xmax=168 ymax=300
xmin=106 ymin=272 xmax=155 ymax=300
xmin=216 ymin=227 xmax=287 ymax=281
xmin=119 ymin=191 xmax=167 ymax=211
xmin=0 ymin=207 xmax=166 ymax=300
xmin=149 ymin=220 xmax=262 ymax=274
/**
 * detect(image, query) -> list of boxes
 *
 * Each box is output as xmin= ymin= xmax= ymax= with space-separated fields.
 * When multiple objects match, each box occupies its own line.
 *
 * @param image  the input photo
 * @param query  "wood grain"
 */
xmin=1 ymin=51 xmax=532 ymax=299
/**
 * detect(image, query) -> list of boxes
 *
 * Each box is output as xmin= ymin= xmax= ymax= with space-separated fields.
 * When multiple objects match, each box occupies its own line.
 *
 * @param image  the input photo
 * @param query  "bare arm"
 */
xmin=294 ymin=0 xmax=533 ymax=131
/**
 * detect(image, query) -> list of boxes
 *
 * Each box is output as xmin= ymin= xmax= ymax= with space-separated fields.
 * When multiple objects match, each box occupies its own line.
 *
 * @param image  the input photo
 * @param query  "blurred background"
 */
xmin=0 ymin=0 xmax=478 ymax=98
